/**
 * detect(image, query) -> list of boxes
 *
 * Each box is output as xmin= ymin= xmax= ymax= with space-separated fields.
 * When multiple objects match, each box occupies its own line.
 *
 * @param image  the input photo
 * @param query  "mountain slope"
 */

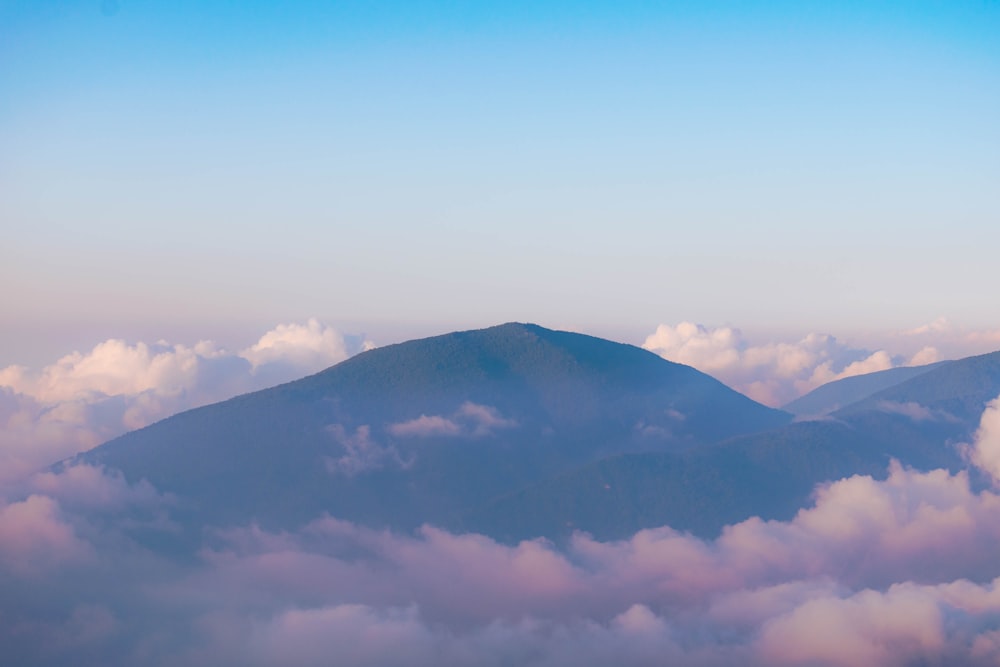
xmin=77 ymin=323 xmax=790 ymax=533
xmin=463 ymin=350 xmax=1000 ymax=543
xmin=461 ymin=409 xmax=966 ymax=542
xmin=783 ymin=361 xmax=947 ymax=416
xmin=835 ymin=350 xmax=1000 ymax=423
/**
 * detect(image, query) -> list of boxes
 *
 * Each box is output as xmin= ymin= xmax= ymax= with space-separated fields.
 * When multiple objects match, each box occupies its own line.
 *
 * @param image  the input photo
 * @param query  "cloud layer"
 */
xmin=2 ymin=397 xmax=1000 ymax=665
xmin=0 ymin=320 xmax=372 ymax=483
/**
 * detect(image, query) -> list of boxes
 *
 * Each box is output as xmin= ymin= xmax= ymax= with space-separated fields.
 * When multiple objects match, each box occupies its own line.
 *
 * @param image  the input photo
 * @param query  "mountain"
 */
xmin=76 ymin=323 xmax=790 ymax=536
xmin=834 ymin=350 xmax=1000 ymax=424
xmin=459 ymin=410 xmax=965 ymax=542
xmin=462 ymin=351 xmax=1000 ymax=543
xmin=783 ymin=361 xmax=947 ymax=416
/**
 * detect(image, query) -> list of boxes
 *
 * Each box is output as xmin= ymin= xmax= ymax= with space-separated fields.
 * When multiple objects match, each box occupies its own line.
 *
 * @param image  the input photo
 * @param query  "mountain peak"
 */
xmin=80 ymin=323 xmax=789 ymax=535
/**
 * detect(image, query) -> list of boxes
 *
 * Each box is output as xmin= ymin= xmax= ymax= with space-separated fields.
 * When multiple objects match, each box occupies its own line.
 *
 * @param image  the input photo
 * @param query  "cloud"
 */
xmin=325 ymin=425 xmax=411 ymax=476
xmin=875 ymin=400 xmax=939 ymax=422
xmin=456 ymin=402 xmax=518 ymax=436
xmin=0 ymin=321 xmax=372 ymax=483
xmin=7 ymin=341 xmax=1000 ymax=664
xmin=388 ymin=403 xmax=517 ymax=439
xmin=0 ymin=495 xmax=93 ymax=576
xmin=881 ymin=317 xmax=1000 ymax=361
xmin=7 ymin=451 xmax=1000 ymax=665
xmin=388 ymin=415 xmax=463 ymax=438
xmin=642 ymin=322 xmax=930 ymax=406
xmin=965 ymin=394 xmax=1000 ymax=487
xmin=29 ymin=463 xmax=167 ymax=511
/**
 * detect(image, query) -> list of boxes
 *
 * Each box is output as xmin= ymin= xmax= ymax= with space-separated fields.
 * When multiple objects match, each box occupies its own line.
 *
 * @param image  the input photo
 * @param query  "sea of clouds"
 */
xmin=4 ymin=319 xmax=1000 ymax=665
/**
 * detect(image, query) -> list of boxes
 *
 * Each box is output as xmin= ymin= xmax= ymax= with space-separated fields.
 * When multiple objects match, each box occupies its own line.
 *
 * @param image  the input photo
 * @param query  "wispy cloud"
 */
xmin=325 ymin=425 xmax=411 ymax=476
xmin=388 ymin=402 xmax=517 ymax=439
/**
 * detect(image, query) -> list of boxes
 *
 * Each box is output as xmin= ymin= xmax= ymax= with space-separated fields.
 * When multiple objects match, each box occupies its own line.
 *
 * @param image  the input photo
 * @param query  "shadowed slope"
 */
xmin=464 ymin=349 xmax=1000 ymax=543
xmin=77 ymin=323 xmax=789 ymax=534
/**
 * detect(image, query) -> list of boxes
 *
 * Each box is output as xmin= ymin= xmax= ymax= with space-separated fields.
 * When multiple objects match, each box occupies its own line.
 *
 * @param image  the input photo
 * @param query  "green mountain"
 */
xmin=77 ymin=323 xmax=789 ymax=535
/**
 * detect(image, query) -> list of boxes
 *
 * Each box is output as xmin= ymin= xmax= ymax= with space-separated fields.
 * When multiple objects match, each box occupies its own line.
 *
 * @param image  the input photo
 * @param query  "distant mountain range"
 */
xmin=782 ymin=361 xmax=947 ymax=416
xmin=72 ymin=324 xmax=1000 ymax=547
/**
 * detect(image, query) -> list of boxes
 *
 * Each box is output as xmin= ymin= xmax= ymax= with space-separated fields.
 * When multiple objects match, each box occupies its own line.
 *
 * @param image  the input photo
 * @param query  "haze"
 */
xmin=3 ymin=0 xmax=999 ymax=364
xmin=4 ymin=2 xmax=1000 ymax=666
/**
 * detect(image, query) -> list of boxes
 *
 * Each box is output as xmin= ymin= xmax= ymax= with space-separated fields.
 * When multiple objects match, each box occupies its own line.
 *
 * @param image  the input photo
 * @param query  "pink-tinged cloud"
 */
xmin=9 ymin=457 xmax=1000 ymax=666
xmin=0 ymin=320 xmax=371 ymax=484
xmin=757 ymin=584 xmax=947 ymax=666
xmin=6 ymin=389 xmax=1000 ymax=665
xmin=641 ymin=322 xmax=940 ymax=406
xmin=875 ymin=400 xmax=940 ymax=421
xmin=387 ymin=403 xmax=517 ymax=439
xmin=0 ymin=495 xmax=92 ymax=576
xmin=455 ymin=402 xmax=518 ymax=436
xmin=965 ymin=394 xmax=1000 ymax=487
xmin=175 ymin=460 xmax=1000 ymax=632
xmin=325 ymin=425 xmax=411 ymax=476
xmin=30 ymin=464 xmax=167 ymax=511
xmin=388 ymin=415 xmax=463 ymax=438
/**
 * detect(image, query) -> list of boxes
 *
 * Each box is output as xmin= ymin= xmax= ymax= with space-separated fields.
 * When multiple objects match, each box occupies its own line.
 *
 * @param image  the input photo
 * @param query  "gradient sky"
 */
xmin=3 ymin=0 xmax=999 ymax=362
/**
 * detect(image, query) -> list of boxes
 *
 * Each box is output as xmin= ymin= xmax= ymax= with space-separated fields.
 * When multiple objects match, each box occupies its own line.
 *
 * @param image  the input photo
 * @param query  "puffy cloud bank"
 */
xmin=0 ymin=320 xmax=372 ymax=483
xmin=641 ymin=322 xmax=938 ymax=406
xmin=3 ymin=398 xmax=1000 ymax=665
xmin=641 ymin=319 xmax=1000 ymax=407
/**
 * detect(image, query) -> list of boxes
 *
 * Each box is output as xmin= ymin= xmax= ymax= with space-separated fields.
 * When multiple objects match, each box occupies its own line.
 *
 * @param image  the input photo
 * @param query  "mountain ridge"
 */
xmin=77 ymin=322 xmax=790 ymax=537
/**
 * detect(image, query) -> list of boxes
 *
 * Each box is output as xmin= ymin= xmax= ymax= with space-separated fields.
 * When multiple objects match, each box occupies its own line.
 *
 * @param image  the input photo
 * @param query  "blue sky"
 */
xmin=2 ymin=0 xmax=999 ymax=361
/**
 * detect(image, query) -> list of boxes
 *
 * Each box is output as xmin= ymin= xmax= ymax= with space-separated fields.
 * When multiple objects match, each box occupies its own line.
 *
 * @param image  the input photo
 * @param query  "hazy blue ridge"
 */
xmin=783 ymin=361 xmax=948 ymax=417
xmin=833 ymin=350 xmax=1000 ymax=423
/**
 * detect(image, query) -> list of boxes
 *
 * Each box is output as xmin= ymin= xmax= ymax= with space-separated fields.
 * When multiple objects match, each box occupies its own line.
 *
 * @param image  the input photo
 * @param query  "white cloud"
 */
xmin=388 ymin=415 xmax=463 ymax=438
xmin=0 ymin=494 xmax=93 ymax=576
xmin=875 ymin=401 xmax=938 ymax=422
xmin=241 ymin=319 xmax=372 ymax=383
xmin=456 ymin=402 xmax=518 ymax=436
xmin=325 ymin=425 xmax=411 ymax=476
xmin=642 ymin=322 xmax=927 ymax=406
xmin=965 ymin=394 xmax=1000 ymax=487
xmin=885 ymin=317 xmax=1000 ymax=361
xmin=0 ymin=321 xmax=372 ymax=483
xmin=388 ymin=403 xmax=517 ymax=439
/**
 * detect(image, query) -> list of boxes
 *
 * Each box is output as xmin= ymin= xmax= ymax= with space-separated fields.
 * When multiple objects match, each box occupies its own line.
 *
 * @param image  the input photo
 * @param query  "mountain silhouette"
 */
xmin=77 ymin=323 xmax=789 ymax=536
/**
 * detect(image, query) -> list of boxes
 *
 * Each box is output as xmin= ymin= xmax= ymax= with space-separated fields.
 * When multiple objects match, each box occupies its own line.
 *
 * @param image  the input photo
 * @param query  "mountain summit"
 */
xmin=79 ymin=323 xmax=789 ymax=534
